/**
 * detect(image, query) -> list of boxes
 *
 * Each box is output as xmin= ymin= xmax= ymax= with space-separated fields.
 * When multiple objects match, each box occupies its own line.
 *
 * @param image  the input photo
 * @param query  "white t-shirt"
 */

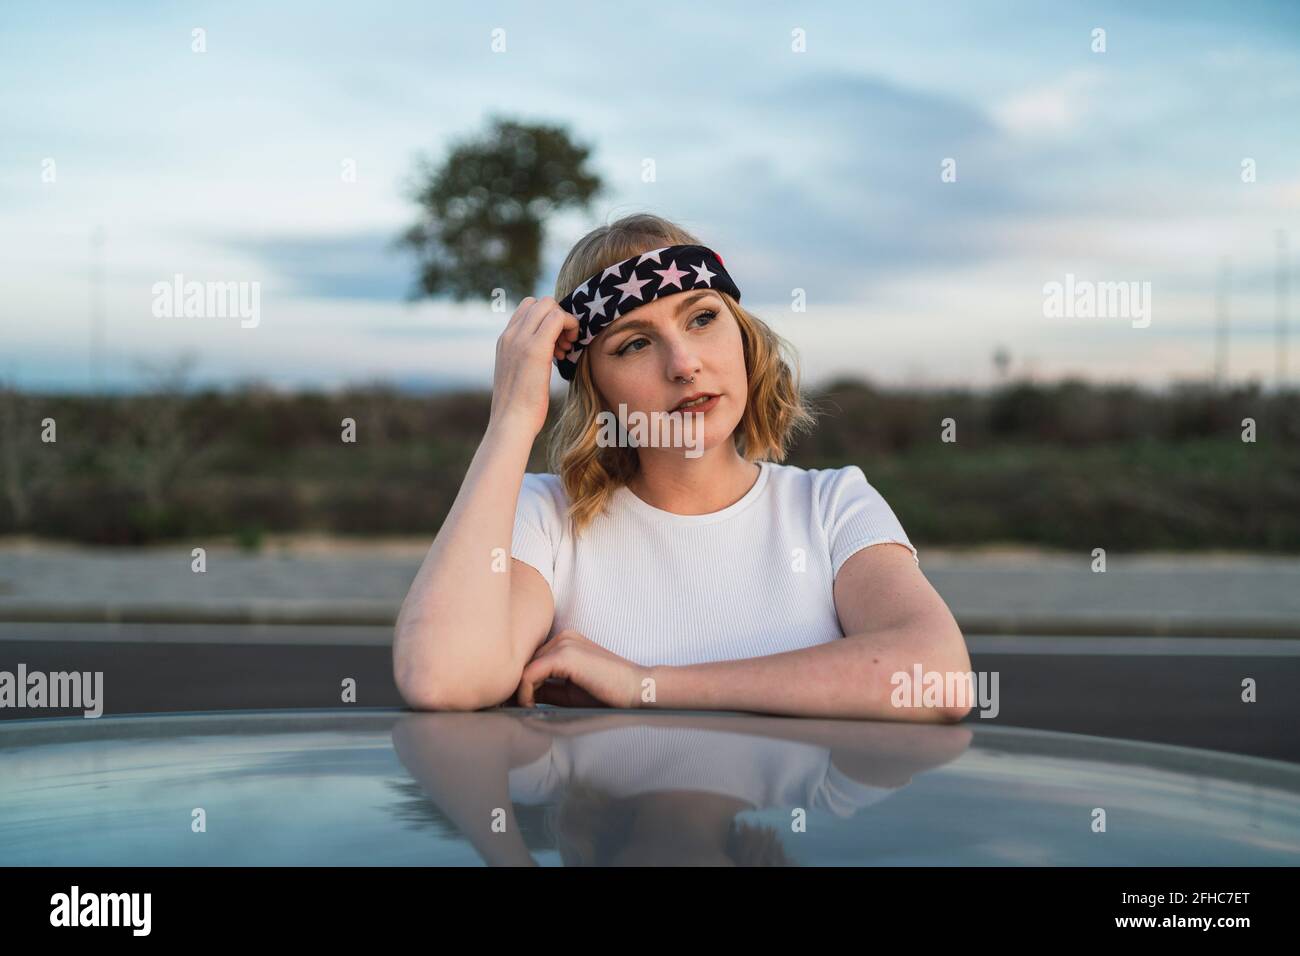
xmin=510 ymin=460 xmax=918 ymax=668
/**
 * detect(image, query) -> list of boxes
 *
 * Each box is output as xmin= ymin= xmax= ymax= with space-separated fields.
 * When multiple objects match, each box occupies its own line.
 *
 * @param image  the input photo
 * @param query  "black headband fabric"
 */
xmin=554 ymin=243 xmax=741 ymax=381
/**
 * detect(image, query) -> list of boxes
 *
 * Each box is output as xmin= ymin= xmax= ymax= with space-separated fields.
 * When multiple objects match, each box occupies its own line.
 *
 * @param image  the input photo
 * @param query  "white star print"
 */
xmin=614 ymin=270 xmax=652 ymax=303
xmin=583 ymin=288 xmax=613 ymax=320
xmin=690 ymin=260 xmax=717 ymax=287
xmin=654 ymin=260 xmax=690 ymax=290
xmin=637 ymin=246 xmax=670 ymax=265
xmin=600 ymin=262 xmax=625 ymax=281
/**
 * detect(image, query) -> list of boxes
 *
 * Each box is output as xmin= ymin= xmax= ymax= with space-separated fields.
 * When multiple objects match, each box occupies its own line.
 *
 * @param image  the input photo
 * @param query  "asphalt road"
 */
xmin=1 ymin=625 xmax=1296 ymax=764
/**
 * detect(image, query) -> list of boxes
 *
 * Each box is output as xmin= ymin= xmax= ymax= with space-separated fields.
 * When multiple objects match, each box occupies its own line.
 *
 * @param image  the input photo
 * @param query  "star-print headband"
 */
xmin=554 ymin=243 xmax=741 ymax=381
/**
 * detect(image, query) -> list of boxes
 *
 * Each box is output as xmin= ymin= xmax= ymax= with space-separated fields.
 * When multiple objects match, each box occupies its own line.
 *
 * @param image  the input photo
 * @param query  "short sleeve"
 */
xmin=811 ymin=758 xmax=900 ymax=817
xmin=820 ymin=465 xmax=918 ymax=575
xmin=507 ymin=746 xmax=564 ymax=805
xmin=510 ymin=473 xmax=563 ymax=594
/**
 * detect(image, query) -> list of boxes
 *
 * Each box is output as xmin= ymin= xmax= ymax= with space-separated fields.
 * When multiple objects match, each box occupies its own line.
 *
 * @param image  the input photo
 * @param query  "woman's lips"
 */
xmin=672 ymin=394 xmax=720 ymax=414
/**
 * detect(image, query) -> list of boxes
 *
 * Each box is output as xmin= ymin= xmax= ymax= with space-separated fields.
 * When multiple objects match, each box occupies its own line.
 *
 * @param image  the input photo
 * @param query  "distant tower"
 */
xmin=1214 ymin=256 xmax=1231 ymax=387
xmin=90 ymin=225 xmax=106 ymax=393
xmin=992 ymin=346 xmax=1011 ymax=383
xmin=1277 ymin=229 xmax=1290 ymax=391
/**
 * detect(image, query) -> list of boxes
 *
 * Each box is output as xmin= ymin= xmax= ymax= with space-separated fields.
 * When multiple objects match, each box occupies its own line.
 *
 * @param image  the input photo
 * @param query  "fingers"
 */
xmin=525 ymin=299 xmax=579 ymax=343
xmin=553 ymin=328 xmax=579 ymax=362
xmin=540 ymin=312 xmax=580 ymax=369
xmin=515 ymin=673 xmax=534 ymax=708
xmin=526 ymin=297 xmax=562 ymax=335
xmin=515 ymin=630 xmax=597 ymax=707
xmin=505 ymin=296 xmax=538 ymax=334
xmin=502 ymin=296 xmax=557 ymax=336
xmin=499 ymin=297 xmax=581 ymax=370
xmin=516 ymin=650 xmax=564 ymax=708
xmin=516 ymin=634 xmax=602 ymax=708
xmin=508 ymin=297 xmax=578 ymax=349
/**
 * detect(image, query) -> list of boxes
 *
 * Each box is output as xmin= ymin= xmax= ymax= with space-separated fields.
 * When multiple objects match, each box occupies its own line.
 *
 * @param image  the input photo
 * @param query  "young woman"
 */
xmin=393 ymin=213 xmax=970 ymax=720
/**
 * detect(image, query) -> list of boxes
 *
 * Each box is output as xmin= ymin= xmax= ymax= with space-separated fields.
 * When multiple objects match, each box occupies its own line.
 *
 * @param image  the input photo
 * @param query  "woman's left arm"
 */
xmin=647 ymin=543 xmax=971 ymax=721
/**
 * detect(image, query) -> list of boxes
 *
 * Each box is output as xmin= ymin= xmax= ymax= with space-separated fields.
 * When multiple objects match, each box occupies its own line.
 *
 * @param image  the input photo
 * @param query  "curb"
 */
xmin=0 ymin=603 xmax=1297 ymax=638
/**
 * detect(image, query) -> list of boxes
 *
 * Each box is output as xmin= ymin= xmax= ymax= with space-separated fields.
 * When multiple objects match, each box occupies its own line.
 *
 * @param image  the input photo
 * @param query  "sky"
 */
xmin=2 ymin=0 xmax=1299 ymax=393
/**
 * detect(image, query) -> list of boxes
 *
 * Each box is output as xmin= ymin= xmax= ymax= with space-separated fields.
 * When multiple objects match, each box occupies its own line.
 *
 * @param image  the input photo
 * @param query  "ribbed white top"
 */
xmin=510 ymin=460 xmax=918 ymax=668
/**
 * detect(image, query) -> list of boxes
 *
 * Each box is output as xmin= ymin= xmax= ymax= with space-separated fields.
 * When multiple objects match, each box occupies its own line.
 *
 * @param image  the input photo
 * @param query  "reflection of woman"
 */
xmin=512 ymin=723 xmax=898 ymax=866
xmin=391 ymin=711 xmax=974 ymax=867
xmin=393 ymin=213 xmax=970 ymax=718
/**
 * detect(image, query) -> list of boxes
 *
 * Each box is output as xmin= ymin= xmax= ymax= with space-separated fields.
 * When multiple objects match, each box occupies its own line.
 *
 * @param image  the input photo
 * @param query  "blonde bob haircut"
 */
xmin=545 ymin=212 xmax=818 ymax=538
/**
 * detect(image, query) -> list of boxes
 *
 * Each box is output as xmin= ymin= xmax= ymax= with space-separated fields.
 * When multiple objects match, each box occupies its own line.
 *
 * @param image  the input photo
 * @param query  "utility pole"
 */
xmin=1277 ymin=229 xmax=1289 ymax=391
xmin=1214 ymin=256 xmax=1231 ymax=388
xmin=90 ymin=225 xmax=106 ymax=394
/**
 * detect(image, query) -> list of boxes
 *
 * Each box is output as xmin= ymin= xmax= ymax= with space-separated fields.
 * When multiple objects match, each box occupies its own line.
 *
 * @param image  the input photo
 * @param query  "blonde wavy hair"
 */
xmin=544 ymin=213 xmax=818 ymax=537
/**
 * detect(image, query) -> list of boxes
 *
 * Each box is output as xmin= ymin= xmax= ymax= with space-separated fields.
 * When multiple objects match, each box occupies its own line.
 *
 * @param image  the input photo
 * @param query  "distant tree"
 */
xmin=0 ymin=381 xmax=38 ymax=528
xmin=106 ymin=353 xmax=210 ymax=521
xmin=397 ymin=115 xmax=604 ymax=302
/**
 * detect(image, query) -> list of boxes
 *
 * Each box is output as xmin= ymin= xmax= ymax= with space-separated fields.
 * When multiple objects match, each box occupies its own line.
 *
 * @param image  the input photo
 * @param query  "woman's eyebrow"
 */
xmin=607 ymin=316 xmax=658 ymax=337
xmin=673 ymin=290 xmax=718 ymax=313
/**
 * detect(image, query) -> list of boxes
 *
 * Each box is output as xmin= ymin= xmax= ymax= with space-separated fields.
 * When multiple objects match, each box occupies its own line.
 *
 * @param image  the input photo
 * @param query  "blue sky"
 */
xmin=2 ymin=0 xmax=1298 ymax=392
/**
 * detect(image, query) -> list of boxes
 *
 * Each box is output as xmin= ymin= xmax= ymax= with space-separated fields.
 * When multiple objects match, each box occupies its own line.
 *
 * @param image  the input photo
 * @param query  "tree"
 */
xmin=106 ymin=353 xmax=210 ymax=524
xmin=0 ymin=379 xmax=39 ymax=528
xmin=397 ymin=115 xmax=604 ymax=303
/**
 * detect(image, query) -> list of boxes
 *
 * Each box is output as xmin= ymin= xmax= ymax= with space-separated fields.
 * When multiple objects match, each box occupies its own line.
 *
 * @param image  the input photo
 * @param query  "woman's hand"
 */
xmin=514 ymin=629 xmax=653 ymax=710
xmin=489 ymin=296 xmax=580 ymax=439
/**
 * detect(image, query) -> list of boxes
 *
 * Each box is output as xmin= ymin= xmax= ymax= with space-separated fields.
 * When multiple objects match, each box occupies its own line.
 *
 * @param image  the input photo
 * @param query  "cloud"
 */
xmin=668 ymin=71 xmax=1041 ymax=301
xmin=3 ymin=1 xmax=1299 ymax=390
xmin=992 ymin=70 xmax=1103 ymax=137
xmin=217 ymin=231 xmax=416 ymax=301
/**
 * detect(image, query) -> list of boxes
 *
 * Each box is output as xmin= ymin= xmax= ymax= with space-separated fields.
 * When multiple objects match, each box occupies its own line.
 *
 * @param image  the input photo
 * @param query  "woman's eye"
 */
xmin=615 ymin=310 xmax=717 ymax=356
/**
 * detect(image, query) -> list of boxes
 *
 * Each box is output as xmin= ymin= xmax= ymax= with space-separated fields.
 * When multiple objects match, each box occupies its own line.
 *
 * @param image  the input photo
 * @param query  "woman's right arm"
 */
xmin=392 ymin=296 xmax=580 ymax=711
